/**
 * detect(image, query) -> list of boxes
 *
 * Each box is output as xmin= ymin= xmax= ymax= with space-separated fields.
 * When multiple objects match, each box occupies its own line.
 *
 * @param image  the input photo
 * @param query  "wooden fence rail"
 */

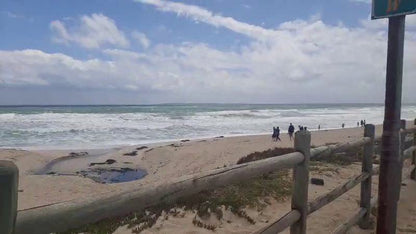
xmin=310 ymin=137 xmax=371 ymax=159
xmin=259 ymin=124 xmax=415 ymax=234
xmin=332 ymin=198 xmax=378 ymax=234
xmin=1 ymin=119 xmax=415 ymax=234
xmin=334 ymin=143 xmax=416 ymax=234
xmin=307 ymin=172 xmax=371 ymax=215
xmin=15 ymin=151 xmax=305 ymax=234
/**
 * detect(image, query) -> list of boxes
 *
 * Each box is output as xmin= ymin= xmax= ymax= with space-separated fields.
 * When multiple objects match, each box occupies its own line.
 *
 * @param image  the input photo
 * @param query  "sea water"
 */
xmin=0 ymin=103 xmax=415 ymax=149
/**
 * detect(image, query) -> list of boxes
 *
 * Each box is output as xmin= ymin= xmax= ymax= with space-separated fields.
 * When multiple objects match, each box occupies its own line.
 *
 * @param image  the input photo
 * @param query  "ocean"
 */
xmin=0 ymin=103 xmax=415 ymax=149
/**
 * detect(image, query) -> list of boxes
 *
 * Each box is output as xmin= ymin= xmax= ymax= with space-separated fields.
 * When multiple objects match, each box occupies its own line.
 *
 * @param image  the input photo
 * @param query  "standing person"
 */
xmin=318 ymin=124 xmax=321 ymax=130
xmin=342 ymin=123 xmax=345 ymax=128
xmin=288 ymin=123 xmax=295 ymax=141
xmin=275 ymin=127 xmax=281 ymax=141
xmin=357 ymin=122 xmax=359 ymax=127
xmin=272 ymin=127 xmax=277 ymax=141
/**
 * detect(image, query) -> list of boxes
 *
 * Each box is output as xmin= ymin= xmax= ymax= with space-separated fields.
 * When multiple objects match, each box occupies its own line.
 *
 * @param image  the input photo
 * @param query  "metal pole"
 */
xmin=376 ymin=15 xmax=406 ymax=234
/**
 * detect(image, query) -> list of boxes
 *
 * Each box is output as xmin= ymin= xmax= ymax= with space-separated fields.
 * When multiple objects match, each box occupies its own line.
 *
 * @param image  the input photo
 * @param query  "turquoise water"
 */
xmin=0 ymin=103 xmax=415 ymax=149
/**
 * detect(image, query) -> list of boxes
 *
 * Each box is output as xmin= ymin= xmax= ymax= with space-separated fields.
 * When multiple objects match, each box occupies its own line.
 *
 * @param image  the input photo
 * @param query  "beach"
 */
xmin=2 ymin=122 xmax=415 ymax=233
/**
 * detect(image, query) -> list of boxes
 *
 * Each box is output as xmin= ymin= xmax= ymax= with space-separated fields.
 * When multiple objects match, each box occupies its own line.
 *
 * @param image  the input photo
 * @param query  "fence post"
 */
xmin=290 ymin=129 xmax=311 ymax=234
xmin=359 ymin=124 xmax=375 ymax=229
xmin=400 ymin=119 xmax=406 ymax=156
xmin=399 ymin=120 xmax=406 ymax=184
xmin=411 ymin=118 xmax=416 ymax=180
xmin=0 ymin=160 xmax=19 ymax=234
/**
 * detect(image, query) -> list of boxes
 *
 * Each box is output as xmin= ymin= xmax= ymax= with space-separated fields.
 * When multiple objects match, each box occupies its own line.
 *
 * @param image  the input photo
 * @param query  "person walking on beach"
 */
xmin=288 ymin=123 xmax=295 ymax=141
xmin=272 ymin=127 xmax=277 ymax=141
xmin=275 ymin=127 xmax=281 ymax=141
xmin=342 ymin=123 xmax=345 ymax=128
xmin=318 ymin=124 xmax=321 ymax=130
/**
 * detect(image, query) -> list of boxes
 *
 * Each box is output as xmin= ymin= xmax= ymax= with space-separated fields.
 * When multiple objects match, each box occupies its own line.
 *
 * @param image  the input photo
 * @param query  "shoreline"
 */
xmin=1 ymin=125 xmax=377 ymax=207
xmin=0 ymin=124 xmax=380 ymax=151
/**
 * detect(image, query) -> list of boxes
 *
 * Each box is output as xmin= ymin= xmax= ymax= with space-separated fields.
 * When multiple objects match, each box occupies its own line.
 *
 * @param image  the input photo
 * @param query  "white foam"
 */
xmin=0 ymin=105 xmax=415 ymax=148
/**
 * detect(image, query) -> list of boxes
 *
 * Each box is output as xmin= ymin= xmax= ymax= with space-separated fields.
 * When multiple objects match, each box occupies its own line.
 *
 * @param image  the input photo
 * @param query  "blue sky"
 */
xmin=1 ymin=0 xmax=416 ymax=104
xmin=1 ymin=0 xmax=371 ymax=55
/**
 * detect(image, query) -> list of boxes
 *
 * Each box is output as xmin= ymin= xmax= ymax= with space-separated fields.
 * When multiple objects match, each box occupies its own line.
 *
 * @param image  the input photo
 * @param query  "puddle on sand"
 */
xmin=80 ymin=168 xmax=148 ymax=184
xmin=35 ymin=149 xmax=148 ymax=184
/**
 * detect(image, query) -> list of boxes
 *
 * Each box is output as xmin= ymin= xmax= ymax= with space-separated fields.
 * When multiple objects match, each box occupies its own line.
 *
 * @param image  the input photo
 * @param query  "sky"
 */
xmin=0 ymin=0 xmax=416 ymax=105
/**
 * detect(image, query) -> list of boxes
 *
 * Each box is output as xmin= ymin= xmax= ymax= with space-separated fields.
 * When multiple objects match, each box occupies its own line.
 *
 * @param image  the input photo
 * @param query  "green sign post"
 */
xmin=372 ymin=0 xmax=416 ymax=234
xmin=372 ymin=0 xmax=416 ymax=18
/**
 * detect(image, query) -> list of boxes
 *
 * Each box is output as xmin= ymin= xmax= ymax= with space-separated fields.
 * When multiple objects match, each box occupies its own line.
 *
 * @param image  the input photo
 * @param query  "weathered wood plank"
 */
xmin=256 ymin=167 xmax=380 ymax=234
xmin=255 ymin=210 xmax=301 ymax=234
xmin=398 ymin=121 xmax=407 ymax=188
xmin=333 ymin=156 xmax=416 ymax=234
xmin=359 ymin=124 xmax=375 ymax=229
xmin=401 ymin=127 xmax=416 ymax=134
xmin=16 ymin=151 xmax=304 ymax=234
xmin=403 ymin=146 xmax=416 ymax=160
xmin=333 ymin=208 xmax=366 ymax=234
xmin=307 ymin=172 xmax=370 ymax=215
xmin=310 ymin=137 xmax=371 ymax=159
xmin=0 ymin=160 xmax=19 ymax=234
xmin=290 ymin=130 xmax=311 ymax=234
xmin=332 ymin=197 xmax=377 ymax=234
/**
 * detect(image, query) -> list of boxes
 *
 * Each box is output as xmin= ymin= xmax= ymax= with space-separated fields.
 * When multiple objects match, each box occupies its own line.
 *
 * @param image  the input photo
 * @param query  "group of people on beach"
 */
xmin=358 ymin=120 xmax=366 ymax=127
xmin=327 ymin=120 xmax=367 ymax=130
xmin=273 ymin=119 xmax=367 ymax=142
xmin=343 ymin=120 xmax=367 ymax=128
xmin=272 ymin=123 xmax=296 ymax=142
xmin=272 ymin=119 xmax=369 ymax=142
xmin=341 ymin=120 xmax=367 ymax=129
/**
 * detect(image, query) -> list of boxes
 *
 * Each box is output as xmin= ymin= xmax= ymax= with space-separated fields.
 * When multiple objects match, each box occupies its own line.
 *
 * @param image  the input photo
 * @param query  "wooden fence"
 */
xmin=0 ymin=160 xmax=18 ymax=234
xmin=1 ymin=120 xmax=415 ymax=234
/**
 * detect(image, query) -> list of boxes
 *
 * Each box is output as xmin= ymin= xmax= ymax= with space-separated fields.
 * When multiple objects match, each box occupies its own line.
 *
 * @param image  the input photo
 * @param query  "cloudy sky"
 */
xmin=1 ymin=0 xmax=415 ymax=104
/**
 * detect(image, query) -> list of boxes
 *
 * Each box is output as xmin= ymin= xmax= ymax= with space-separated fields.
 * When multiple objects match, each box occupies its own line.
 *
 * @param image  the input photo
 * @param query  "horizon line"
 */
xmin=0 ymin=102 xmax=415 ymax=107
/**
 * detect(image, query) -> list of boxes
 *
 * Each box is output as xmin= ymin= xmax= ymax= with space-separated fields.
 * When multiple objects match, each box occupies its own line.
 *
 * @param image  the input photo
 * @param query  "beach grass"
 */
xmin=59 ymin=145 xmax=364 ymax=233
xmin=59 ymin=148 xmax=294 ymax=234
xmin=59 ymin=170 xmax=291 ymax=234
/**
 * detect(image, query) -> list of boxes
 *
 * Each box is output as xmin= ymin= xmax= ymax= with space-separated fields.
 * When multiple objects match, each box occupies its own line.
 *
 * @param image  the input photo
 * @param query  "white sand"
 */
xmin=1 ymin=123 xmax=415 ymax=233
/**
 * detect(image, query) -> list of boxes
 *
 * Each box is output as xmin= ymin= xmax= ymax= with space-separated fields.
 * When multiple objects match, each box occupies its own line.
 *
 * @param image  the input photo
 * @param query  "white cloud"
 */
xmin=2 ymin=1 xmax=416 ymax=103
xmin=50 ymin=13 xmax=130 ymax=49
xmin=1 ymin=11 xmax=34 ymax=22
xmin=131 ymin=31 xmax=151 ymax=49
xmin=135 ymin=0 xmax=278 ymax=41
xmin=2 ymin=11 xmax=25 ymax=19
xmin=2 ymin=16 xmax=416 ymax=103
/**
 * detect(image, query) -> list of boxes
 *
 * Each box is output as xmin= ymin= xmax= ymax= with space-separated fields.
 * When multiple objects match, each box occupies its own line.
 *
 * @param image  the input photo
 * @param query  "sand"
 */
xmin=1 ymin=123 xmax=415 ymax=233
